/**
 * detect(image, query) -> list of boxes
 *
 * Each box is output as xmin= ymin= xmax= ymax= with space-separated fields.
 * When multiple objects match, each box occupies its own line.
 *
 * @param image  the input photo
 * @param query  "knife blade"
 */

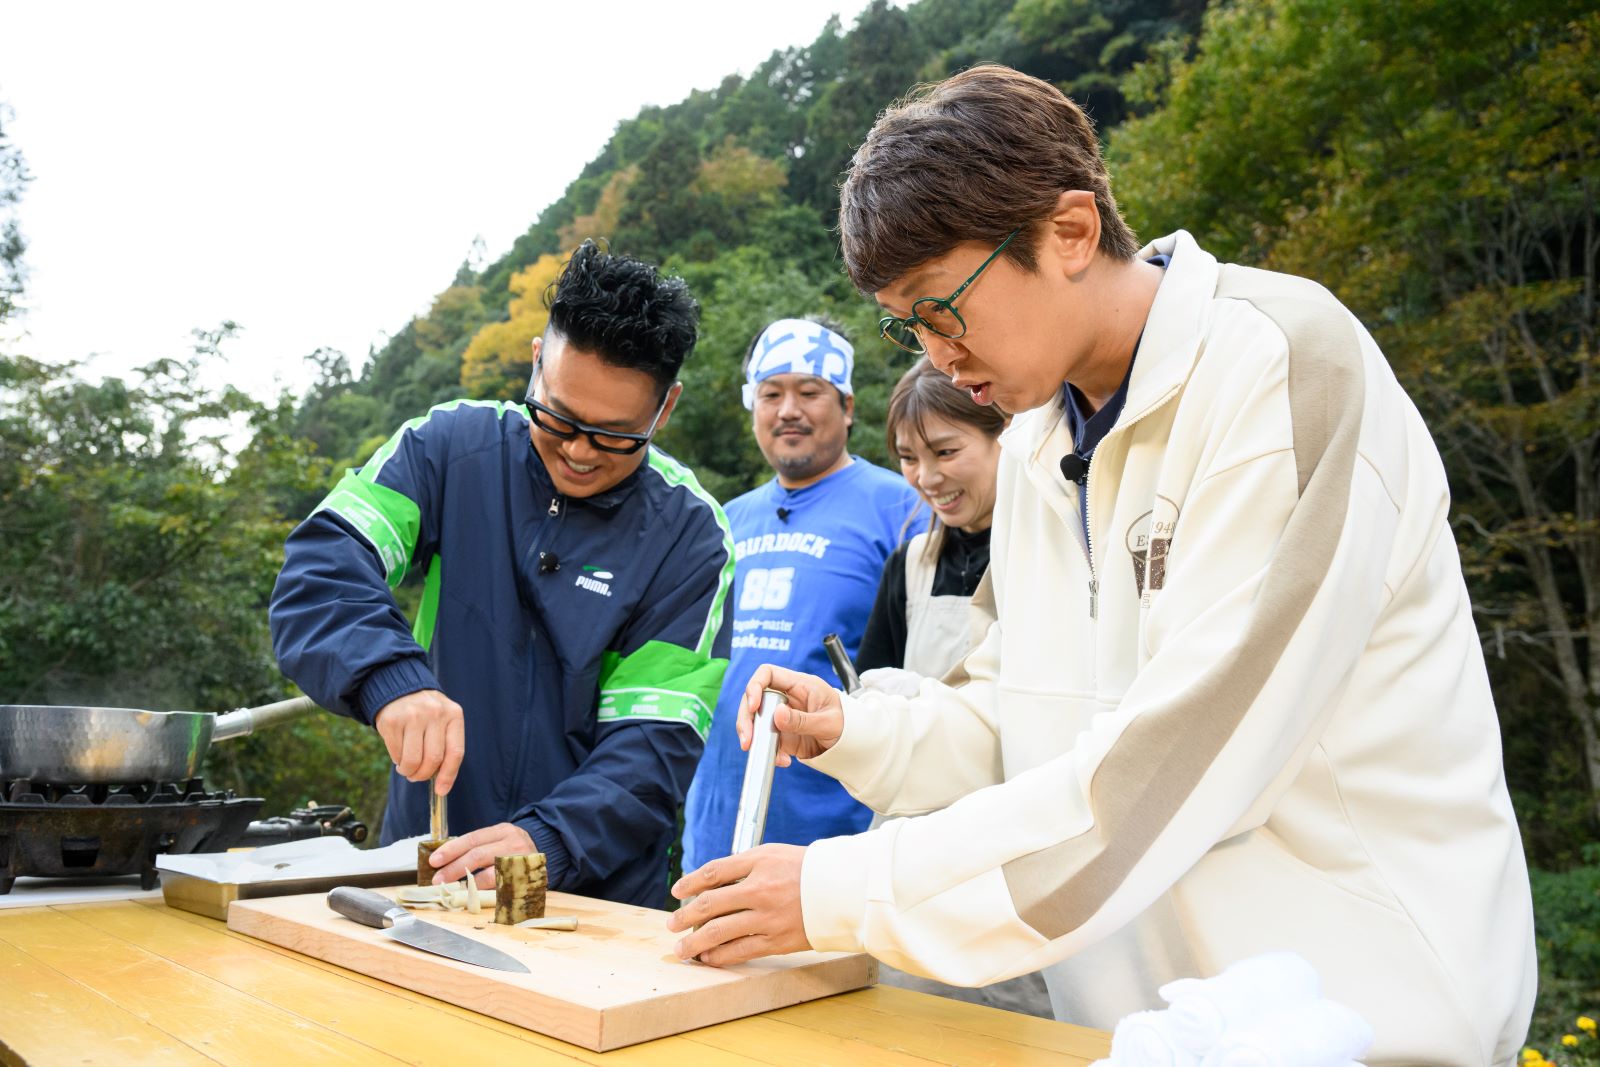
xmin=327 ymin=886 xmax=529 ymax=974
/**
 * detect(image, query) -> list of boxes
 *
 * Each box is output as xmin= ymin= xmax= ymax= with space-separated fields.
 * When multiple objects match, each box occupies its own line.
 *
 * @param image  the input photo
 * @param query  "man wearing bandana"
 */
xmin=681 ymin=317 xmax=923 ymax=873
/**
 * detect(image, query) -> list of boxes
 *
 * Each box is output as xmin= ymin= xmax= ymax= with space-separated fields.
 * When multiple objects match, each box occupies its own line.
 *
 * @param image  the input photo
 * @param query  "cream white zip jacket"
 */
xmin=800 ymin=232 xmax=1536 ymax=1065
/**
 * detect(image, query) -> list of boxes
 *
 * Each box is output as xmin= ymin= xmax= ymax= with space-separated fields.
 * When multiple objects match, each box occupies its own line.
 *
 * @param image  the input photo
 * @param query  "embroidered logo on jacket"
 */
xmin=576 ymin=564 xmax=614 ymax=597
xmin=1127 ymin=495 xmax=1181 ymax=602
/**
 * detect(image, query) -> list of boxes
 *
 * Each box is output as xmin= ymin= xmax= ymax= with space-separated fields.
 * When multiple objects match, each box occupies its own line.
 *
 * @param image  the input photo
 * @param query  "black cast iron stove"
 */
xmin=0 ymin=777 xmax=264 ymax=893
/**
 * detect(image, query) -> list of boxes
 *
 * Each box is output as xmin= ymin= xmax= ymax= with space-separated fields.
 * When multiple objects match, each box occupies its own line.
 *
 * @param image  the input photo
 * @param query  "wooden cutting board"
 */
xmin=227 ymin=884 xmax=876 ymax=1051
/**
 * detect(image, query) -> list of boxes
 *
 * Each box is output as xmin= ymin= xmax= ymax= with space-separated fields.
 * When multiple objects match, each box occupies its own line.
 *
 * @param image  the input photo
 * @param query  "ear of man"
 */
xmin=1043 ymin=189 xmax=1104 ymax=280
xmin=655 ymin=382 xmax=684 ymax=434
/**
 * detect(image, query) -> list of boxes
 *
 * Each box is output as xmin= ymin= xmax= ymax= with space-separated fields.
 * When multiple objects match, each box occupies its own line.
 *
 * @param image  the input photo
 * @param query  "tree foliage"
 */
xmin=2 ymin=330 xmax=306 ymax=706
xmin=288 ymin=0 xmax=1202 ymax=508
xmin=460 ymin=253 xmax=564 ymax=400
xmin=0 ymin=101 xmax=26 ymax=327
xmin=557 ymin=166 xmax=637 ymax=251
xmin=0 ymin=330 xmax=395 ymax=824
xmin=211 ymin=1 xmax=1600 ymax=872
xmin=1112 ymin=0 xmax=1600 ymax=840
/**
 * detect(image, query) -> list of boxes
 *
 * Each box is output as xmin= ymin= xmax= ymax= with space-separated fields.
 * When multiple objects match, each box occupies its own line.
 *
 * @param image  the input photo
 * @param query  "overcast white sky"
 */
xmin=0 ymin=1 xmax=874 ymax=400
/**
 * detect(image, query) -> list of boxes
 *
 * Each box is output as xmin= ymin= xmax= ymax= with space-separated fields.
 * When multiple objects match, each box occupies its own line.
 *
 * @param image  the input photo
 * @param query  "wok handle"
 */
xmin=211 ymin=695 xmax=318 ymax=742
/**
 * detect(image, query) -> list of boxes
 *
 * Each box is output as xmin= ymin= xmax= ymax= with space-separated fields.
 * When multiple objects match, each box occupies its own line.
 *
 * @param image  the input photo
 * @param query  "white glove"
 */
xmin=858 ymin=667 xmax=924 ymax=699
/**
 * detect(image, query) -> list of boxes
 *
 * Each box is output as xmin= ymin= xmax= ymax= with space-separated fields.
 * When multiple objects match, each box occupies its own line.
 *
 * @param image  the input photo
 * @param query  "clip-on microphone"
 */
xmin=1059 ymin=453 xmax=1089 ymax=484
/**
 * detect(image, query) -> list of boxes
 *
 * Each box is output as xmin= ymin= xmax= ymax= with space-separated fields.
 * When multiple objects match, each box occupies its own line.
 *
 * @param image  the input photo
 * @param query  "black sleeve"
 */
xmin=854 ymin=543 xmax=909 ymax=673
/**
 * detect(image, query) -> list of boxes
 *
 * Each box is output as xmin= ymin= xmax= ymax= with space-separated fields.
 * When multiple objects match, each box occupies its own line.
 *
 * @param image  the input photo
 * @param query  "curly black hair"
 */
xmin=544 ymin=241 xmax=700 ymax=391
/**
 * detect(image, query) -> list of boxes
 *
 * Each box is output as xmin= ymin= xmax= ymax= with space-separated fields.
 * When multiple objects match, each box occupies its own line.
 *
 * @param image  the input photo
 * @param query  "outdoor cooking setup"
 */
xmin=0 ymin=695 xmax=361 ymax=895
xmin=0 ymin=682 xmax=1109 ymax=1060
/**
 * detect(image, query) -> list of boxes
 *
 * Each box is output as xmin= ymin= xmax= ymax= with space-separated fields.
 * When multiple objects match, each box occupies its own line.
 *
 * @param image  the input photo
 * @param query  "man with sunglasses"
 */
xmin=669 ymin=67 xmax=1534 ymax=1061
xmin=271 ymin=241 xmax=734 ymax=908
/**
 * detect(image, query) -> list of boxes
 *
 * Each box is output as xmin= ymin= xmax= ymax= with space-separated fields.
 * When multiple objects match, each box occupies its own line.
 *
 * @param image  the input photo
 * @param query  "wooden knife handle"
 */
xmin=328 ymin=886 xmax=402 ymax=929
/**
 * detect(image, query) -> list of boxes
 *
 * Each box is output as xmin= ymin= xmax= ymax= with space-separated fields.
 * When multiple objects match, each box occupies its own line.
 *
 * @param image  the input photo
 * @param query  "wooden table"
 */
xmin=0 ymin=899 xmax=1111 ymax=1065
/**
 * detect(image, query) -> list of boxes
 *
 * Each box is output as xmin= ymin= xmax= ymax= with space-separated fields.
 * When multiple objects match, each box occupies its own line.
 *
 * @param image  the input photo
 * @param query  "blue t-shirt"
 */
xmin=682 ymin=458 xmax=923 ymax=871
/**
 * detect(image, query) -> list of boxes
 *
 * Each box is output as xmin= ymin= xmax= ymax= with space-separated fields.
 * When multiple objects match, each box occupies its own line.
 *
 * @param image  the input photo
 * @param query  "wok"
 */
xmin=0 ymin=696 xmax=318 ymax=785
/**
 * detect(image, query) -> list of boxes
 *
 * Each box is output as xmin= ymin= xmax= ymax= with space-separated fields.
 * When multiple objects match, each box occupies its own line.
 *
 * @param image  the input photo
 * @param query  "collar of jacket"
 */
xmin=522 ymin=432 xmax=645 ymax=513
xmin=1000 ymin=229 xmax=1219 ymax=473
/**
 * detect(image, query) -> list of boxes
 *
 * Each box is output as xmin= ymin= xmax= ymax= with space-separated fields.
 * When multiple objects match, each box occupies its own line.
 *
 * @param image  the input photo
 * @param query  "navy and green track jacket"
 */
xmin=268 ymin=399 xmax=734 ymax=907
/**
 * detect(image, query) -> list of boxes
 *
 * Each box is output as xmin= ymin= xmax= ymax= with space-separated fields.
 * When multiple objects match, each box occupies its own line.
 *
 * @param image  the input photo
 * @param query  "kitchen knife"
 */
xmin=327 ymin=886 xmax=529 ymax=973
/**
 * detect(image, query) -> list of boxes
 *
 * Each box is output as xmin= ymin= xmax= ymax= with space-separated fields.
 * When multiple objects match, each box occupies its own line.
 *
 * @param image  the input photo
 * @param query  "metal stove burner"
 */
xmin=0 ymin=777 xmax=263 ymax=893
xmin=236 ymin=803 xmax=368 ymax=847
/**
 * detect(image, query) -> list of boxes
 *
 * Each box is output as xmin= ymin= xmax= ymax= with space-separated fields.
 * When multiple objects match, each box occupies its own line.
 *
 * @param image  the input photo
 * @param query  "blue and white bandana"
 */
xmin=741 ymin=318 xmax=855 ymax=410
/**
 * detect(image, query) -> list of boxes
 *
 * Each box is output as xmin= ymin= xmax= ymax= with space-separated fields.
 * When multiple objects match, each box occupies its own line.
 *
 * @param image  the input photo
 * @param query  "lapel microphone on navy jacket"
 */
xmin=1059 ymin=453 xmax=1089 ymax=484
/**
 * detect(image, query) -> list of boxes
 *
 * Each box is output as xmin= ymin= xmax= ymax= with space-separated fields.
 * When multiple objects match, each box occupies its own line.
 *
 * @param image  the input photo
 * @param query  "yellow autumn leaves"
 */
xmin=459 ymin=253 xmax=565 ymax=400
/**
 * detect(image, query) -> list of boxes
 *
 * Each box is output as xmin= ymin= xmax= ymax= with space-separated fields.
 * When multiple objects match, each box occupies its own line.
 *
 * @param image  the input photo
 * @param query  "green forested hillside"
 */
xmin=4 ymin=0 xmax=1597 ymax=1042
xmin=294 ymin=0 xmax=1210 ymax=501
xmin=289 ymin=0 xmax=1598 ymax=874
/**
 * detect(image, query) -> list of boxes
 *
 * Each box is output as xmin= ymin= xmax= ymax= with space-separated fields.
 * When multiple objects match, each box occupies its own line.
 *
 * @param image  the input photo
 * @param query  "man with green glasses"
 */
xmin=877 ymin=228 xmax=1019 ymax=370
xmin=270 ymin=240 xmax=735 ymax=908
xmin=669 ymin=65 xmax=1534 ymax=1062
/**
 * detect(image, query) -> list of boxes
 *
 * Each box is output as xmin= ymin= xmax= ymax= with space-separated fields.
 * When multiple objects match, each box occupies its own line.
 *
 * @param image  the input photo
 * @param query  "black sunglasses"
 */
xmin=522 ymin=359 xmax=671 ymax=455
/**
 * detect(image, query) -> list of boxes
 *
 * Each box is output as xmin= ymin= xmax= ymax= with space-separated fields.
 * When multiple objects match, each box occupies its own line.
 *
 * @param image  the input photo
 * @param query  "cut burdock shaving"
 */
xmin=396 ymin=885 xmax=471 ymax=910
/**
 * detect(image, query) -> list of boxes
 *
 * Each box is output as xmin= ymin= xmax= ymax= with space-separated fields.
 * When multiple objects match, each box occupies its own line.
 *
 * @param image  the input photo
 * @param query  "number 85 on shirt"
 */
xmin=740 ymin=567 xmax=795 ymax=612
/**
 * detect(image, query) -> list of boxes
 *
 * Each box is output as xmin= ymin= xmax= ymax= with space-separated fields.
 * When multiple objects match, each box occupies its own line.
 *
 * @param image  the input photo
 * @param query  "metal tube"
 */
xmin=210 ymin=696 xmax=318 ymax=742
xmin=430 ymin=782 xmax=448 ymax=843
xmin=822 ymin=633 xmax=861 ymax=693
xmin=730 ymin=689 xmax=786 ymax=855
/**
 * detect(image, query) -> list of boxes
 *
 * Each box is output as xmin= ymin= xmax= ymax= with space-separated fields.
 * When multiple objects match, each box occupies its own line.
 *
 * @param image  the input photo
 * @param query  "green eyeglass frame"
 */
xmin=877 ymin=228 xmax=1021 ymax=354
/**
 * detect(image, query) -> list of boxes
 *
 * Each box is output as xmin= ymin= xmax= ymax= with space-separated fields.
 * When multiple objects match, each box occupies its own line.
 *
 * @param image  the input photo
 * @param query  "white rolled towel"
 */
xmin=1110 ymin=1010 xmax=1200 ymax=1067
xmin=1158 ymin=952 xmax=1321 ymax=1054
xmin=859 ymin=667 xmax=924 ymax=698
xmin=1199 ymin=999 xmax=1374 ymax=1067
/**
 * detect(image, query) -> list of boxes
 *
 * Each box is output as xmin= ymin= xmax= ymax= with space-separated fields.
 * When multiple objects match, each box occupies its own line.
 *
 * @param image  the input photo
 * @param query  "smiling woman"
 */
xmin=855 ymin=357 xmax=1004 ymax=677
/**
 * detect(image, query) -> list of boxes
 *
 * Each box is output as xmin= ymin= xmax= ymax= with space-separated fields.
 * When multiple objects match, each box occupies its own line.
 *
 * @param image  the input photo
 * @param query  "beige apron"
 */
xmin=901 ymin=531 xmax=982 ymax=678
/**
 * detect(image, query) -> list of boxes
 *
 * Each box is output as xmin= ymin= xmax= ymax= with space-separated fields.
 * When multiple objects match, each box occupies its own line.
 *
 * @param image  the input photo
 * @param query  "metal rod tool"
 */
xmin=730 ymin=689 xmax=786 ymax=855
xmin=429 ymin=780 xmax=448 ymax=843
xmin=822 ymin=633 xmax=862 ymax=693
